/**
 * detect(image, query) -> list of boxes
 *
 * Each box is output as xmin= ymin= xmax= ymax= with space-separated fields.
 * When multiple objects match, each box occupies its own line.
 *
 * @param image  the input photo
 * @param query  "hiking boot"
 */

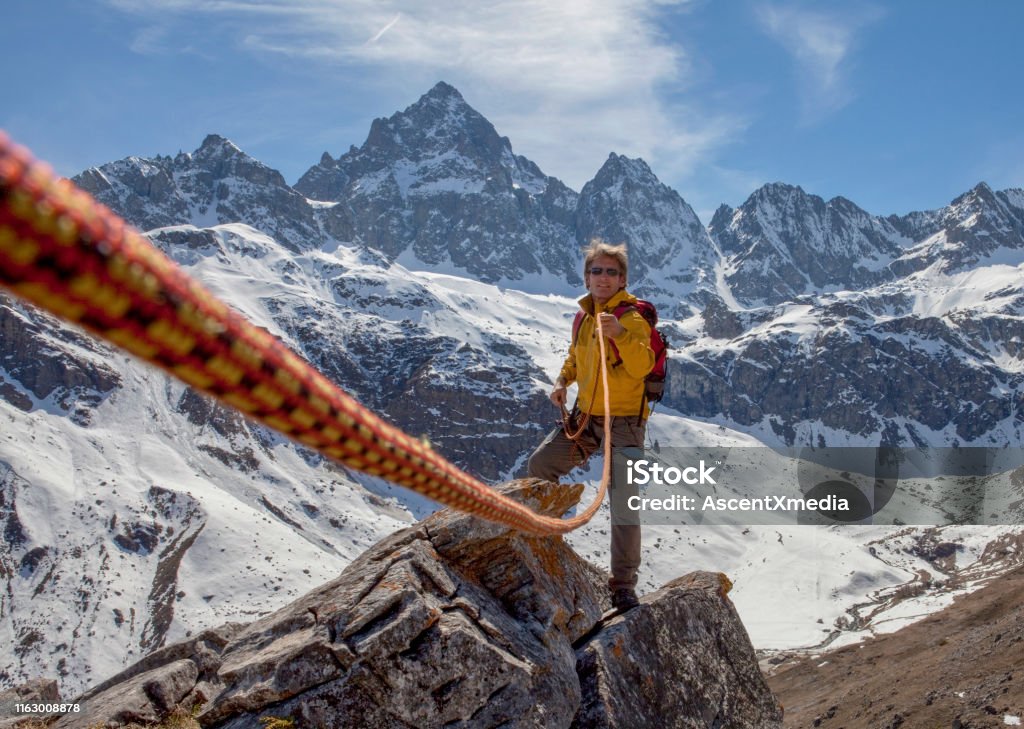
xmin=611 ymin=587 xmax=639 ymax=612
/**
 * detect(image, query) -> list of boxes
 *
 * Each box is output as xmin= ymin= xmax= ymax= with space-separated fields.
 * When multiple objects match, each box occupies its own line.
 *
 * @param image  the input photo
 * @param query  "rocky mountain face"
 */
xmin=141 ymin=223 xmax=552 ymax=481
xmin=681 ymin=180 xmax=1024 ymax=446
xmin=2 ymin=481 xmax=782 ymax=729
xmin=673 ymin=293 xmax=1024 ymax=446
xmin=75 ymin=135 xmax=321 ymax=254
xmin=708 ymin=181 xmax=1024 ymax=303
xmin=891 ymin=182 xmax=1024 ymax=276
xmin=295 ymin=81 xmax=583 ymax=289
xmin=709 ymin=183 xmax=907 ymax=306
xmin=0 ymin=294 xmax=122 ymax=426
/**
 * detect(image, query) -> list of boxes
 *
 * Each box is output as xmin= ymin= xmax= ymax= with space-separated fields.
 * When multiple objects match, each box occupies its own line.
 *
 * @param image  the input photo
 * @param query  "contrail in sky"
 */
xmin=368 ymin=14 xmax=401 ymax=44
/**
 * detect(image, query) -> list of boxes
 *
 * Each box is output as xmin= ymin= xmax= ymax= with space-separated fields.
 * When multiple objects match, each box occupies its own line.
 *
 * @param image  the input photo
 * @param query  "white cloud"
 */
xmin=103 ymin=0 xmax=741 ymax=191
xmin=756 ymin=2 xmax=883 ymax=125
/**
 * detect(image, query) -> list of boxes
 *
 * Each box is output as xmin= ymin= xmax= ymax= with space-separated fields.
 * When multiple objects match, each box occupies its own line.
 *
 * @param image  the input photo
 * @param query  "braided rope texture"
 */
xmin=0 ymin=130 xmax=613 ymax=536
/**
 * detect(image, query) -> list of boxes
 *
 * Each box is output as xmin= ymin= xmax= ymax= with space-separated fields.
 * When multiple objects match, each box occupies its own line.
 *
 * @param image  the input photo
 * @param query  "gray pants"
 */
xmin=527 ymin=415 xmax=645 ymax=591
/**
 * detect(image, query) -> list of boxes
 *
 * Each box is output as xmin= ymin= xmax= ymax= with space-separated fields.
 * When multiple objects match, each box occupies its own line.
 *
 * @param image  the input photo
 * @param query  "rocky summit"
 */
xmin=1 ymin=480 xmax=781 ymax=729
xmin=75 ymin=134 xmax=320 ymax=254
xmin=295 ymin=81 xmax=583 ymax=289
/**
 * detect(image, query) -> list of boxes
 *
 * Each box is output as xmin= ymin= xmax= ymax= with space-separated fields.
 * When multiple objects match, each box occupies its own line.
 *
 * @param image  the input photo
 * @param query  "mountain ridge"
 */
xmin=2 ymin=80 xmax=1023 ymax=704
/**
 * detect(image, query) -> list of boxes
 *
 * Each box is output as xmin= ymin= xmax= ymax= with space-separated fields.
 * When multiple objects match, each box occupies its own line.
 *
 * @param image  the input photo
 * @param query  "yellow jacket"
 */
xmin=559 ymin=290 xmax=655 ymax=418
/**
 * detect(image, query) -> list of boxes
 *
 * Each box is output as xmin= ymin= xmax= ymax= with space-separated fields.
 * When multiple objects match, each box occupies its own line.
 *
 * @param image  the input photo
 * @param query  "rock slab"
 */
xmin=14 ymin=480 xmax=781 ymax=728
xmin=573 ymin=572 xmax=784 ymax=728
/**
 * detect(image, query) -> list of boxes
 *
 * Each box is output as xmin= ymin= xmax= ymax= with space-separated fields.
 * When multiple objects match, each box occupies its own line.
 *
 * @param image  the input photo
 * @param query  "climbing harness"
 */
xmin=0 ymin=131 xmax=615 ymax=536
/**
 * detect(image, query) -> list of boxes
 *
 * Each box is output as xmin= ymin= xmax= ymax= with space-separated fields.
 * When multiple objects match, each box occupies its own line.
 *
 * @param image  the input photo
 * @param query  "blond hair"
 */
xmin=583 ymin=238 xmax=628 ymax=281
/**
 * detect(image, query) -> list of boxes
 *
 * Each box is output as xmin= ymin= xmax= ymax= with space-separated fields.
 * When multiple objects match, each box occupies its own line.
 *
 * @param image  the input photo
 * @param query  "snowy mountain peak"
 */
xmin=361 ymin=80 xmax=505 ymax=165
xmin=827 ymin=194 xmax=866 ymax=215
xmin=891 ymin=181 xmax=1024 ymax=275
xmin=592 ymin=152 xmax=656 ymax=184
xmin=577 ymin=152 xmax=716 ymax=315
xmin=420 ymin=79 xmax=468 ymax=108
xmin=746 ymin=182 xmax=832 ymax=222
xmin=290 ymin=83 xmax=585 ymax=289
xmin=196 ymin=133 xmax=242 ymax=157
xmin=294 ymin=81 xmax=520 ymax=205
xmin=73 ymin=136 xmax=319 ymax=252
xmin=709 ymin=203 xmax=735 ymax=232
xmin=169 ymin=134 xmax=247 ymax=169
xmin=753 ymin=181 xmax=807 ymax=201
xmin=582 ymin=153 xmax=686 ymax=205
xmin=966 ymin=180 xmax=995 ymax=198
xmin=710 ymin=182 xmax=906 ymax=305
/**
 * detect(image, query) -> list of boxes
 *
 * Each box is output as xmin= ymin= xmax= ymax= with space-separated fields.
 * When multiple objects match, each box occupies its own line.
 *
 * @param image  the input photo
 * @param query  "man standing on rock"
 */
xmin=528 ymin=239 xmax=654 ymax=612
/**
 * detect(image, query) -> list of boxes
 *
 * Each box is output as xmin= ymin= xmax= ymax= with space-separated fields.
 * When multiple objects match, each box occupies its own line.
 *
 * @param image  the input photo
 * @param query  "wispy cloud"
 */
xmin=756 ymin=2 xmax=883 ymax=125
xmin=102 ymin=0 xmax=741 ymax=190
xmin=128 ymin=24 xmax=169 ymax=55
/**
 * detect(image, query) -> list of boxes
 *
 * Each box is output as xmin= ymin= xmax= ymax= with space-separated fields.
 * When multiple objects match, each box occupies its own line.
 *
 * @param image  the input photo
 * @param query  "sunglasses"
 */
xmin=588 ymin=267 xmax=621 ymax=277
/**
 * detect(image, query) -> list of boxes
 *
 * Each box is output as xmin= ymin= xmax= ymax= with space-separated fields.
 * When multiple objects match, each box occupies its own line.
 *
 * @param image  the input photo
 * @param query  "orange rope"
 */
xmin=0 ymin=130 xmax=615 ymax=536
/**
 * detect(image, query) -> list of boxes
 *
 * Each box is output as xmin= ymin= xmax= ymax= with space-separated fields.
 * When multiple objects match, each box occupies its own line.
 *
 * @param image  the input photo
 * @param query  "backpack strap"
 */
xmin=571 ymin=310 xmax=586 ymax=348
xmin=613 ymin=303 xmax=655 ymax=423
xmin=612 ymin=303 xmax=637 ymax=319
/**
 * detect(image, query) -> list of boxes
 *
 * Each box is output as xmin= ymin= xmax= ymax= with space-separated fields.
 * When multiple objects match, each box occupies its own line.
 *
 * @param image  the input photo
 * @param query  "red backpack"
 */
xmin=571 ymin=299 xmax=669 ymax=410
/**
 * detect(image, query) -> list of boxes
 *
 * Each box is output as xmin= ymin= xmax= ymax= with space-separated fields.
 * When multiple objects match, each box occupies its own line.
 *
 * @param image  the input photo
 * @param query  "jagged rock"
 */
xmin=0 ymin=678 xmax=60 ymax=728
xmin=0 ymin=377 xmax=30 ymax=412
xmin=709 ymin=183 xmax=905 ymax=306
xmin=295 ymin=81 xmax=582 ymax=289
xmin=1 ymin=463 xmax=35 ymax=568
xmin=175 ymin=388 xmax=252 ymax=441
xmin=0 ymin=294 xmax=122 ymax=409
xmin=701 ymin=296 xmax=744 ymax=340
xmin=55 ymin=660 xmax=198 ymax=728
xmin=200 ymin=478 xmax=605 ymax=729
xmin=112 ymin=522 xmax=161 ymax=556
xmin=73 ymin=135 xmax=321 ymax=253
xmin=573 ymin=572 xmax=783 ymax=728
xmin=43 ymin=480 xmax=779 ymax=729
xmin=51 ymin=626 xmax=241 ymax=729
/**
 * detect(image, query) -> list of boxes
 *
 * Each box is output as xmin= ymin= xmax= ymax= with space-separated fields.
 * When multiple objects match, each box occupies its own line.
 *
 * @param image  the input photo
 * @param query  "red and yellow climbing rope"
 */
xmin=0 ymin=131 xmax=614 ymax=535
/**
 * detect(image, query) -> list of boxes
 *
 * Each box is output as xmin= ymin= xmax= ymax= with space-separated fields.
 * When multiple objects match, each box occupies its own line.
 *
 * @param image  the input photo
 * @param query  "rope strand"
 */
xmin=0 ymin=130 xmax=615 ymax=536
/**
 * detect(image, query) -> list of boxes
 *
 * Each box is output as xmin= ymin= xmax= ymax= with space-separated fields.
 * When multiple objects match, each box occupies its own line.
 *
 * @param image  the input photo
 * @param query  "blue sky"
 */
xmin=3 ymin=1 xmax=1022 ymax=224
